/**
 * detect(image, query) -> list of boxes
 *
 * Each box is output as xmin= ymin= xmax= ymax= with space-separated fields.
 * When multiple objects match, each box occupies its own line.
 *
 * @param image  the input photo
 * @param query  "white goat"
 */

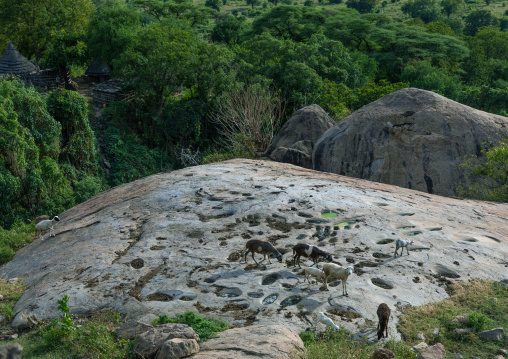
xmin=35 ymin=216 xmax=60 ymax=240
xmin=394 ymin=239 xmax=414 ymax=256
xmin=303 ymin=267 xmax=324 ymax=284
xmin=315 ymin=312 xmax=340 ymax=332
xmin=322 ymin=263 xmax=354 ymax=295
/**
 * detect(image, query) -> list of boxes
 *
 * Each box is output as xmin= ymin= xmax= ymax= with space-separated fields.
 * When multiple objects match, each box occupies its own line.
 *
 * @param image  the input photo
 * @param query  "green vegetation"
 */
xmin=0 ymin=278 xmax=26 ymax=321
xmin=398 ymin=280 xmax=508 ymax=359
xmin=5 ymin=295 xmax=133 ymax=359
xmin=0 ymin=223 xmax=34 ymax=264
xmin=153 ymin=311 xmax=229 ymax=342
xmin=301 ymin=329 xmax=418 ymax=358
xmin=458 ymin=141 xmax=508 ymax=202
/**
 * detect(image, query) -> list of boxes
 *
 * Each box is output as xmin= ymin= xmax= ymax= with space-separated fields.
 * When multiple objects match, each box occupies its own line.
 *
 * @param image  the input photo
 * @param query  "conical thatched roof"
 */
xmin=0 ymin=42 xmax=37 ymax=75
xmin=85 ymin=59 xmax=111 ymax=76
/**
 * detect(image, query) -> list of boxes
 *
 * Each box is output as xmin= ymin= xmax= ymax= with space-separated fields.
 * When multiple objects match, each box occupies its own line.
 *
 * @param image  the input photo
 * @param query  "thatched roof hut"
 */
xmin=85 ymin=60 xmax=111 ymax=82
xmin=0 ymin=42 xmax=37 ymax=75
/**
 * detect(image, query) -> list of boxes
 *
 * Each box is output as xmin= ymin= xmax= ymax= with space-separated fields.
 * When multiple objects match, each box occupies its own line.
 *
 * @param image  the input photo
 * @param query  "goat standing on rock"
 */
xmin=244 ymin=239 xmax=282 ymax=265
xmin=292 ymin=243 xmax=333 ymax=268
xmin=321 ymin=263 xmax=354 ymax=295
xmin=35 ymin=216 xmax=60 ymax=240
xmin=377 ymin=303 xmax=391 ymax=340
xmin=394 ymin=239 xmax=414 ymax=256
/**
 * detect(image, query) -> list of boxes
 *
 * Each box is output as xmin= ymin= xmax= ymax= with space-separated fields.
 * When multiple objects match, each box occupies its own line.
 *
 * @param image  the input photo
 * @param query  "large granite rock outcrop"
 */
xmin=0 ymin=159 xmax=507 ymax=340
xmin=265 ymin=104 xmax=335 ymax=169
xmin=313 ymin=88 xmax=508 ymax=197
xmin=191 ymin=324 xmax=306 ymax=359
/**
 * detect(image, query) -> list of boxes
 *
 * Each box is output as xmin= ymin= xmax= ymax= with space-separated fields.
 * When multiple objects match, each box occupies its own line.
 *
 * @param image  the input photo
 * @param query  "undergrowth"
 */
xmin=302 ymin=329 xmax=417 ymax=359
xmin=153 ymin=311 xmax=229 ymax=342
xmin=398 ymin=279 xmax=508 ymax=359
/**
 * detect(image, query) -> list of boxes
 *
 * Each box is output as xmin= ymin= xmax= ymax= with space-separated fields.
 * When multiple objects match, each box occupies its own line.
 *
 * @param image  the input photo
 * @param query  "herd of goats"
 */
xmin=243 ymin=239 xmax=415 ymax=340
xmin=33 ymin=216 xmax=412 ymax=340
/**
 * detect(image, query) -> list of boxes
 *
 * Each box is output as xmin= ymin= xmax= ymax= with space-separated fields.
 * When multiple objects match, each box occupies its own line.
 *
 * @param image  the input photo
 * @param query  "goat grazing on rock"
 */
xmin=303 ymin=267 xmax=324 ymax=284
xmin=377 ymin=303 xmax=391 ymax=340
xmin=292 ymin=243 xmax=333 ymax=268
xmin=394 ymin=239 xmax=414 ymax=256
xmin=244 ymin=239 xmax=282 ymax=265
xmin=315 ymin=312 xmax=340 ymax=332
xmin=322 ymin=263 xmax=354 ymax=295
xmin=35 ymin=216 xmax=60 ymax=240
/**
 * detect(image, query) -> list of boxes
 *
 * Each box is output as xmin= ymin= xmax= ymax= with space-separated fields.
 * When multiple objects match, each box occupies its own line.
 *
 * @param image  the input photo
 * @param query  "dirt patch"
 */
xmin=146 ymin=293 xmax=172 ymax=301
xmin=327 ymin=308 xmax=362 ymax=320
xmin=194 ymin=302 xmax=216 ymax=313
xmin=267 ymin=219 xmax=310 ymax=233
xmin=221 ymin=302 xmax=250 ymax=312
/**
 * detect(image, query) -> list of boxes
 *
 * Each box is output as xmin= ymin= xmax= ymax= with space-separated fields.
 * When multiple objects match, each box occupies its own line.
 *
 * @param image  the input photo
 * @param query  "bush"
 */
xmin=0 ymin=222 xmax=33 ymax=264
xmin=153 ymin=311 xmax=228 ymax=342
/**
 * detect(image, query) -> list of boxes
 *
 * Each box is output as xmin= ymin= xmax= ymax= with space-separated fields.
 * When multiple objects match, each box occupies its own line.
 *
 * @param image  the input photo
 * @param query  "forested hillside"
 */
xmin=0 ymin=0 xmax=507 ymax=231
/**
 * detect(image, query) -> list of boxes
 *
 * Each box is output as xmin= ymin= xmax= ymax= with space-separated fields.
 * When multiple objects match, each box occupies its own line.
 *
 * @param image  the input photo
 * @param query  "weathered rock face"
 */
xmin=191 ymin=324 xmax=305 ymax=359
xmin=0 ymin=159 xmax=507 ymax=340
xmin=265 ymin=104 xmax=335 ymax=169
xmin=313 ymin=88 xmax=508 ymax=197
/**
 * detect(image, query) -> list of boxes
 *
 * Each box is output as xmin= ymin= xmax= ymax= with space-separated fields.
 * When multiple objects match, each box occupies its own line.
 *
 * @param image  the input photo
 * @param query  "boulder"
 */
xmin=477 ymin=328 xmax=505 ymax=341
xmin=416 ymin=332 xmax=425 ymax=341
xmin=155 ymin=338 xmax=199 ymax=359
xmin=412 ymin=342 xmax=428 ymax=352
xmin=134 ymin=323 xmax=199 ymax=358
xmin=449 ymin=354 xmax=463 ymax=359
xmin=370 ymin=348 xmax=395 ymax=359
xmin=190 ymin=324 xmax=306 ymax=359
xmin=265 ymin=104 xmax=335 ymax=169
xmin=417 ymin=343 xmax=445 ymax=359
xmin=0 ymin=343 xmax=22 ymax=359
xmin=313 ymin=88 xmax=508 ymax=197
xmin=454 ymin=328 xmax=472 ymax=335
xmin=451 ymin=315 xmax=470 ymax=324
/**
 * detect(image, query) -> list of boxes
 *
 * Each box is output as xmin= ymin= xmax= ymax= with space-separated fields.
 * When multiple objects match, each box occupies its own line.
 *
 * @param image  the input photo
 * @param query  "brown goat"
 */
xmin=244 ymin=239 xmax=282 ymax=265
xmin=377 ymin=303 xmax=391 ymax=340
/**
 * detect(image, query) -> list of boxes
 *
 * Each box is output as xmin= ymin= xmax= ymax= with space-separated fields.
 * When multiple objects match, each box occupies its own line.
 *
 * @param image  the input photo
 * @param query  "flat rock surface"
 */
xmin=1 ymin=159 xmax=508 ymax=339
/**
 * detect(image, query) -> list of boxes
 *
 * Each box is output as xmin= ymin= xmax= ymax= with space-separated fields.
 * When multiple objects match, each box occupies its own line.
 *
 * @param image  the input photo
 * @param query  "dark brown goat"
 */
xmin=244 ymin=239 xmax=282 ymax=265
xmin=377 ymin=303 xmax=391 ymax=340
xmin=292 ymin=243 xmax=333 ymax=268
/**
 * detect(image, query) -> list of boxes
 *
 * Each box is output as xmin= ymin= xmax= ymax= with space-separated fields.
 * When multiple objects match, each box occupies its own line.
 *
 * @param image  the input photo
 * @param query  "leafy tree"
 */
xmin=246 ymin=0 xmax=261 ymax=7
xmin=401 ymin=0 xmax=441 ymax=23
xmin=458 ymin=142 xmax=508 ymax=202
xmin=346 ymin=0 xmax=378 ymax=14
xmin=133 ymin=0 xmax=213 ymax=26
xmin=251 ymin=6 xmax=327 ymax=42
xmin=425 ymin=20 xmax=455 ymax=35
xmin=440 ymin=0 xmax=463 ymax=17
xmin=400 ymin=60 xmax=463 ymax=98
xmin=211 ymin=16 xmax=247 ymax=45
xmin=86 ymin=2 xmax=141 ymax=65
xmin=473 ymin=26 xmax=508 ymax=60
xmin=464 ymin=10 xmax=498 ymax=36
xmin=46 ymin=90 xmax=97 ymax=173
xmin=44 ymin=31 xmax=88 ymax=90
xmin=0 ymin=0 xmax=93 ymax=64
xmin=205 ymin=0 xmax=221 ymax=10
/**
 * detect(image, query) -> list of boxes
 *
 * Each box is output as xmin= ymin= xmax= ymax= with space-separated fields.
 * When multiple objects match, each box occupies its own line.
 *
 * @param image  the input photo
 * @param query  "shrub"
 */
xmin=153 ymin=311 xmax=228 ymax=342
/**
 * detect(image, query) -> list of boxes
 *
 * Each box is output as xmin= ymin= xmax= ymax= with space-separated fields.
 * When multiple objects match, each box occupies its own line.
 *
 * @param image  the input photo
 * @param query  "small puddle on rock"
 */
xmin=247 ymin=292 xmax=264 ymax=298
xmin=397 ymin=226 xmax=416 ymax=230
xmin=280 ymin=295 xmax=303 ymax=307
xmin=262 ymin=273 xmax=281 ymax=285
xmin=397 ymin=212 xmax=415 ymax=216
xmin=216 ymin=287 xmax=242 ymax=298
xmin=405 ymin=231 xmax=422 ymax=236
xmin=130 ymin=258 xmax=144 ymax=269
xmin=371 ymin=278 xmax=394 ymax=289
xmin=428 ymin=227 xmax=442 ymax=231
xmin=377 ymin=239 xmax=395 ymax=245
xmin=373 ymin=252 xmax=392 ymax=259
xmin=262 ymin=293 xmax=279 ymax=305
xmin=321 ymin=210 xmax=338 ymax=219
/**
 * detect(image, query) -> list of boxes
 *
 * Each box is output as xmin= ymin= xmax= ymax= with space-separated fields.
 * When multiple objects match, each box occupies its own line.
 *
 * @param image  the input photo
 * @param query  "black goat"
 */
xmin=292 ymin=243 xmax=332 ymax=268
xmin=244 ymin=239 xmax=282 ymax=265
xmin=377 ymin=303 xmax=391 ymax=340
